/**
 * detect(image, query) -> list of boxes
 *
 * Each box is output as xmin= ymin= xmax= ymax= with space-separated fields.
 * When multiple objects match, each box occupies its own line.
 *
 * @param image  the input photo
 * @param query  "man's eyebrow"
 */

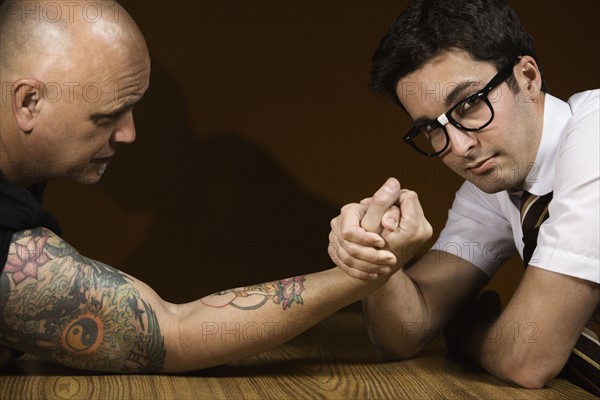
xmin=444 ymin=80 xmax=481 ymax=107
xmin=90 ymin=101 xmax=138 ymax=120
xmin=412 ymin=116 xmax=435 ymax=127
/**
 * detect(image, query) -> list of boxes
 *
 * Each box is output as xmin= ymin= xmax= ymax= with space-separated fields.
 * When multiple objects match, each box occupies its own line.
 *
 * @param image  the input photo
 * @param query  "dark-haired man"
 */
xmin=329 ymin=0 xmax=599 ymax=393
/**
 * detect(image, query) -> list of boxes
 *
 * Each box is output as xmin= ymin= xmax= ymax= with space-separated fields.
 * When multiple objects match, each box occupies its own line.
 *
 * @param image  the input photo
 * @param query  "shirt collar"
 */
xmin=522 ymin=93 xmax=572 ymax=195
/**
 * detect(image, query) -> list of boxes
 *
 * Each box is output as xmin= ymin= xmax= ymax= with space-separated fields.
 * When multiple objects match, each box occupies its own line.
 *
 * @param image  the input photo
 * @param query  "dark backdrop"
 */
xmin=45 ymin=0 xmax=600 ymax=304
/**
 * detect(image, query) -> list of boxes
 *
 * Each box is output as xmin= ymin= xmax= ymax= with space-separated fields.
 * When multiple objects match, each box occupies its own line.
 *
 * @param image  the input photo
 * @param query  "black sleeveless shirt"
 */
xmin=0 ymin=174 xmax=61 ymax=272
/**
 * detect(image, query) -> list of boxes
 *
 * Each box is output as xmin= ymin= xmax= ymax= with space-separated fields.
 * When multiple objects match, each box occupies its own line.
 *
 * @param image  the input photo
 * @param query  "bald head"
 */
xmin=0 ymin=0 xmax=147 ymax=78
xmin=0 ymin=0 xmax=151 ymax=187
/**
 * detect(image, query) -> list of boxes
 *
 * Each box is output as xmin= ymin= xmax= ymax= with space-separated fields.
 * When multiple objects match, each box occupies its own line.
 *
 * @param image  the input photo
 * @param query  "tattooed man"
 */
xmin=0 ymin=0 xmax=432 ymax=372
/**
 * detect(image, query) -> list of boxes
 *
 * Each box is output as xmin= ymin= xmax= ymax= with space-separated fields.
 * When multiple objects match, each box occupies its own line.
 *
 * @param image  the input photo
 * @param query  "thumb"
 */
xmin=381 ymin=205 xmax=400 ymax=231
xmin=361 ymin=177 xmax=401 ymax=233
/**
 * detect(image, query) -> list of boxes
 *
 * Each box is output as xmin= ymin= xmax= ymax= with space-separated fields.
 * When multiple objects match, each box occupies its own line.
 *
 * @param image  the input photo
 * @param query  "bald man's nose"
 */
xmin=111 ymin=111 xmax=136 ymax=144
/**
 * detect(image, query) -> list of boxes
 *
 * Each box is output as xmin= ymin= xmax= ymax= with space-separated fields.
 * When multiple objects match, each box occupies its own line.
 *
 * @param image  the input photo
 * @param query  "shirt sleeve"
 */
xmin=534 ymin=90 xmax=600 ymax=283
xmin=0 ymin=179 xmax=61 ymax=272
xmin=433 ymin=181 xmax=518 ymax=278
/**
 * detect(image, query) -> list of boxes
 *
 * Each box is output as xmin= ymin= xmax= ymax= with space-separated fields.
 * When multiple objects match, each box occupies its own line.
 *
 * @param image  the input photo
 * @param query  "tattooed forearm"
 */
xmin=201 ymin=276 xmax=306 ymax=310
xmin=0 ymin=228 xmax=165 ymax=373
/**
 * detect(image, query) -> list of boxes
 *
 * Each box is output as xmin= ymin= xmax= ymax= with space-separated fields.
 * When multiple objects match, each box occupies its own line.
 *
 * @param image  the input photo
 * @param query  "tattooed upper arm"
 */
xmin=0 ymin=228 xmax=166 ymax=373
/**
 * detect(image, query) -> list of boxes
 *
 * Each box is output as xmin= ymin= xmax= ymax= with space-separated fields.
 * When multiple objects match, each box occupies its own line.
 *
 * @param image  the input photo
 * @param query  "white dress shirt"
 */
xmin=433 ymin=90 xmax=600 ymax=283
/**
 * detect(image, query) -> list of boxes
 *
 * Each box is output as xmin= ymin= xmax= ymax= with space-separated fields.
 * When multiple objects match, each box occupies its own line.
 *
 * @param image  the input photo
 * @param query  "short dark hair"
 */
xmin=369 ymin=0 xmax=547 ymax=106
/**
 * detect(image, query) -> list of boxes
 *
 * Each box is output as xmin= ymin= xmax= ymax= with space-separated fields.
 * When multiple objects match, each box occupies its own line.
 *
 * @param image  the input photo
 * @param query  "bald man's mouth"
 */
xmin=91 ymin=156 xmax=112 ymax=171
xmin=92 ymin=151 xmax=115 ymax=163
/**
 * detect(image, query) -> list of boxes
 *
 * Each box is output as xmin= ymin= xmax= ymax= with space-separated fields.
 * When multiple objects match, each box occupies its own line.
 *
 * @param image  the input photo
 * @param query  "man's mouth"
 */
xmin=91 ymin=156 xmax=113 ymax=175
xmin=92 ymin=156 xmax=111 ymax=164
xmin=464 ymin=155 xmax=498 ymax=175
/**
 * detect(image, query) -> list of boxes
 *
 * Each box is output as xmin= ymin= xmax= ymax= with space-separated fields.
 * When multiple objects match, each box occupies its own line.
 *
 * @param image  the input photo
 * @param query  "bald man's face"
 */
xmin=26 ymin=9 xmax=151 ymax=184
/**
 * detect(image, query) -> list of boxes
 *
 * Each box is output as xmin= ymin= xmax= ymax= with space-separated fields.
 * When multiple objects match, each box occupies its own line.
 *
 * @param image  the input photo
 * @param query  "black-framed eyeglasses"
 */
xmin=402 ymin=57 xmax=521 ymax=157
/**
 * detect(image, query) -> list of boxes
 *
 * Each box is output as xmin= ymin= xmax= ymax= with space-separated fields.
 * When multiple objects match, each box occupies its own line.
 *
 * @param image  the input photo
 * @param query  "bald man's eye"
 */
xmin=92 ymin=113 xmax=119 ymax=127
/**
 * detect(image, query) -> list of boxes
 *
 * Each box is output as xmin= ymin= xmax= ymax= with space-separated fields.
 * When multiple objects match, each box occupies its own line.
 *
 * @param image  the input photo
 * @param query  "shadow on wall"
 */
xmin=97 ymin=63 xmax=338 ymax=303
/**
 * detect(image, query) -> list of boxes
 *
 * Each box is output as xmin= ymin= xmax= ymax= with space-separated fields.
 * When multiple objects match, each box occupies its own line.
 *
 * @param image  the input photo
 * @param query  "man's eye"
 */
xmin=424 ymin=127 xmax=443 ymax=141
xmin=456 ymin=96 xmax=482 ymax=116
xmin=422 ymin=123 xmax=436 ymax=133
xmin=93 ymin=118 xmax=111 ymax=126
xmin=93 ymin=114 xmax=119 ymax=126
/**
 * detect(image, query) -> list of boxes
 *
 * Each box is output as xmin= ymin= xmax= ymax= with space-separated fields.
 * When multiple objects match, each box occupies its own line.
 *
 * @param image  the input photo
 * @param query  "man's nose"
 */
xmin=110 ymin=111 xmax=136 ymax=144
xmin=446 ymin=124 xmax=477 ymax=157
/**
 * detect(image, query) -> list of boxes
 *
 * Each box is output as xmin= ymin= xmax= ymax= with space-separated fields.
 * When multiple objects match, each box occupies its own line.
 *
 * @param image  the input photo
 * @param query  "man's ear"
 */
xmin=11 ymin=79 xmax=45 ymax=133
xmin=516 ymin=55 xmax=543 ymax=97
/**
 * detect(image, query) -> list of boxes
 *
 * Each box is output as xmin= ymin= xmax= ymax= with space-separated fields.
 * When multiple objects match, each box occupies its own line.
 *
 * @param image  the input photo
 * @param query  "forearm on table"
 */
xmin=458 ymin=316 xmax=557 ymax=388
xmin=362 ymin=270 xmax=434 ymax=359
xmin=458 ymin=267 xmax=599 ymax=389
xmin=160 ymin=267 xmax=385 ymax=372
xmin=455 ymin=305 xmax=585 ymax=390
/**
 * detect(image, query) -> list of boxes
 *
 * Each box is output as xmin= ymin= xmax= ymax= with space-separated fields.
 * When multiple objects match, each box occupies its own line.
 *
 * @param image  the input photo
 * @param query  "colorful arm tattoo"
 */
xmin=0 ymin=228 xmax=165 ymax=373
xmin=201 ymin=276 xmax=306 ymax=310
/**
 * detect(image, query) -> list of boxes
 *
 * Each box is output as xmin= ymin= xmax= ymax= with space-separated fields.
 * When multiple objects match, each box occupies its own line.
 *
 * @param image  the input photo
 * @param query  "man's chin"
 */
xmin=69 ymin=164 xmax=108 ymax=184
xmin=76 ymin=175 xmax=103 ymax=185
xmin=469 ymin=176 xmax=516 ymax=194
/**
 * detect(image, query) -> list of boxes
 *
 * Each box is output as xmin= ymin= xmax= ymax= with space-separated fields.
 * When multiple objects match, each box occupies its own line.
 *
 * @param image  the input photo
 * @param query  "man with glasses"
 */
xmin=328 ymin=0 xmax=599 ymax=393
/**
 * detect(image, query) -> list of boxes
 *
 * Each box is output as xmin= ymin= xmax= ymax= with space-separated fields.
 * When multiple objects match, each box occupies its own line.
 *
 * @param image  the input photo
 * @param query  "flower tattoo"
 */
xmin=5 ymin=235 xmax=51 ymax=286
xmin=201 ymin=275 xmax=306 ymax=311
xmin=275 ymin=276 xmax=305 ymax=310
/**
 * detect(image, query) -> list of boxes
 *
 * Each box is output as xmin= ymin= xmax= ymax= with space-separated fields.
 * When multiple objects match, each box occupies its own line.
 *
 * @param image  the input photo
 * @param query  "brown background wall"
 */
xmin=45 ymin=0 xmax=600 ymax=305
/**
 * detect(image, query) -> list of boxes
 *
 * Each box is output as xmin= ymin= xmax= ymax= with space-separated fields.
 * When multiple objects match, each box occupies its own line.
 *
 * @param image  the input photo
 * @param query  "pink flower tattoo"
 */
xmin=5 ymin=236 xmax=51 ymax=286
xmin=275 ymin=276 xmax=306 ymax=310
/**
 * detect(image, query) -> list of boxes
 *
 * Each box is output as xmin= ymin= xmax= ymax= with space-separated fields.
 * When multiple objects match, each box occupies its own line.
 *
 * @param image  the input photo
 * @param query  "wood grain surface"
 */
xmin=0 ymin=311 xmax=595 ymax=399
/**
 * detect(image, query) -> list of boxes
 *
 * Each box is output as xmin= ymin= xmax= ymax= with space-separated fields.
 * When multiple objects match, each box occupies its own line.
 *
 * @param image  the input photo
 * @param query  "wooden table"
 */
xmin=0 ymin=310 xmax=595 ymax=399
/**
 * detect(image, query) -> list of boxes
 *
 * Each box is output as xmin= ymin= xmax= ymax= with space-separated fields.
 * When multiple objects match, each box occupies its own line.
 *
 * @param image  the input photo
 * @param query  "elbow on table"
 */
xmin=498 ymin=355 xmax=564 ymax=389
xmin=369 ymin=335 xmax=424 ymax=361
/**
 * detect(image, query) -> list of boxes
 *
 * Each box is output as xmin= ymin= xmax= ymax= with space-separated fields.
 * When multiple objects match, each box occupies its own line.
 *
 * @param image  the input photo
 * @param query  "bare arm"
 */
xmin=0 ymin=228 xmax=385 ymax=373
xmin=330 ymin=178 xmax=600 ymax=389
xmin=363 ymin=251 xmax=488 ymax=358
xmin=453 ymin=266 xmax=599 ymax=389
xmin=328 ymin=178 xmax=489 ymax=356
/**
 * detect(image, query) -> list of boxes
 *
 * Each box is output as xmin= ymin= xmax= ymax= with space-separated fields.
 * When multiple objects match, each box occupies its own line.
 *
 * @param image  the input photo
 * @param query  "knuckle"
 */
xmin=344 ymin=242 xmax=360 ymax=258
xmin=330 ymin=217 xmax=338 ymax=230
xmin=340 ymin=225 xmax=354 ymax=239
xmin=327 ymin=242 xmax=338 ymax=255
xmin=340 ymin=203 xmax=357 ymax=213
xmin=371 ymin=192 xmax=391 ymax=207
xmin=351 ymin=270 xmax=366 ymax=280
xmin=328 ymin=231 xmax=338 ymax=245
xmin=366 ymin=263 xmax=378 ymax=274
xmin=375 ymin=254 xmax=389 ymax=264
xmin=358 ymin=235 xmax=376 ymax=247
xmin=423 ymin=222 xmax=433 ymax=239
xmin=339 ymin=254 xmax=356 ymax=268
xmin=403 ymin=190 xmax=418 ymax=201
xmin=337 ymin=251 xmax=353 ymax=266
xmin=346 ymin=268 xmax=360 ymax=279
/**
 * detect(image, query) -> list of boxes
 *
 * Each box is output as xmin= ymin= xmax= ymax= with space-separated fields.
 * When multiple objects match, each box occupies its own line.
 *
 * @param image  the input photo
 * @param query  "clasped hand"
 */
xmin=328 ymin=178 xmax=433 ymax=280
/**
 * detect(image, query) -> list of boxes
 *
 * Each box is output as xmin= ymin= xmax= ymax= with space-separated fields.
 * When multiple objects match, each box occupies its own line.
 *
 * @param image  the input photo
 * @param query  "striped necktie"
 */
xmin=520 ymin=191 xmax=552 ymax=266
xmin=519 ymin=191 xmax=600 ymax=395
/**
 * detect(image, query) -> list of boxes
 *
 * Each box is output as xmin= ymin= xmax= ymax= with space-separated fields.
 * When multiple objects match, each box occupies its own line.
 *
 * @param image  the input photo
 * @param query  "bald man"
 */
xmin=0 ymin=0 xmax=430 ymax=373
